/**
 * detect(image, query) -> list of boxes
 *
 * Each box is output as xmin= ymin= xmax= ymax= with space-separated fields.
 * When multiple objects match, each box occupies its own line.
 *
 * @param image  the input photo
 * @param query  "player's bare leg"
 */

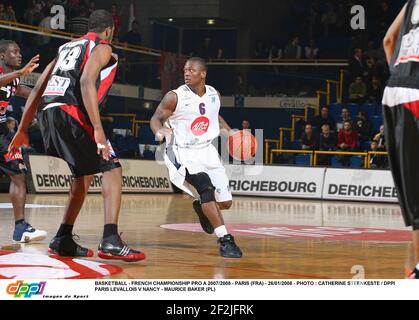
xmin=11 ymin=173 xmax=47 ymax=243
xmin=98 ymin=166 xmax=145 ymax=262
xmin=48 ymin=175 xmax=94 ymax=257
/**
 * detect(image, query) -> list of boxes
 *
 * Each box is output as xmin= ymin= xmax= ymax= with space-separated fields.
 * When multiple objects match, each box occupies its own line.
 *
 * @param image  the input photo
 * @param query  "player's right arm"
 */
xmin=150 ymin=91 xmax=177 ymax=141
xmin=0 ymin=54 xmax=39 ymax=87
xmin=80 ymin=44 xmax=113 ymax=160
xmin=8 ymin=59 xmax=56 ymax=154
xmin=383 ymin=2 xmax=407 ymax=65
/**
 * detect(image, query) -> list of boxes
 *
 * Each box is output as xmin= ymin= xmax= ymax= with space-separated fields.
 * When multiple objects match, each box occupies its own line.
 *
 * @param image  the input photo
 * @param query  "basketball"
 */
xmin=228 ymin=130 xmax=257 ymax=161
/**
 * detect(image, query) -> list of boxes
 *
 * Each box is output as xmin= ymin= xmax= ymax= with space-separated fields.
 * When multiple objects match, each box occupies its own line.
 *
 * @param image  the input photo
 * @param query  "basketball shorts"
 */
xmin=383 ymin=86 xmax=419 ymax=230
xmin=164 ymin=143 xmax=232 ymax=202
xmin=0 ymin=151 xmax=26 ymax=176
xmin=38 ymin=104 xmax=121 ymax=178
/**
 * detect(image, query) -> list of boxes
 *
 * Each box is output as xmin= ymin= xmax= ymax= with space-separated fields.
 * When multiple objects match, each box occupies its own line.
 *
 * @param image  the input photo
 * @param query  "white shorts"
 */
xmin=164 ymin=143 xmax=232 ymax=202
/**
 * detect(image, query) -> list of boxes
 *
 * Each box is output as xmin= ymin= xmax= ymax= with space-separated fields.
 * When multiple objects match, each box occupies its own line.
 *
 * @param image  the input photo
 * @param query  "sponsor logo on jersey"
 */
xmin=190 ymin=116 xmax=210 ymax=136
xmin=395 ymin=26 xmax=419 ymax=66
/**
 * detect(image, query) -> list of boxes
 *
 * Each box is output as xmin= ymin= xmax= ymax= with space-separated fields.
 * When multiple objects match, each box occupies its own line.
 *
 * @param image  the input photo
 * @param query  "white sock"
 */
xmin=215 ymin=225 xmax=228 ymax=238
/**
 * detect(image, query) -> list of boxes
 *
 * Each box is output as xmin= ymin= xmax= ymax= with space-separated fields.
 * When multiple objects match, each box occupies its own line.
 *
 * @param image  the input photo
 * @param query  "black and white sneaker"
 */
xmin=48 ymin=234 xmax=94 ymax=257
xmin=217 ymin=234 xmax=243 ymax=258
xmin=98 ymin=234 xmax=145 ymax=262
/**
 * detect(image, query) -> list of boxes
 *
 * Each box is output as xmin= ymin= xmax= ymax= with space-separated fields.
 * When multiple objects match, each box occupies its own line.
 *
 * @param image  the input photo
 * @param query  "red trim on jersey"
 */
xmin=404 ymin=100 xmax=419 ymax=119
xmin=59 ymin=104 xmax=94 ymax=141
xmin=80 ymin=40 xmax=90 ymax=72
xmin=97 ymin=65 xmax=117 ymax=102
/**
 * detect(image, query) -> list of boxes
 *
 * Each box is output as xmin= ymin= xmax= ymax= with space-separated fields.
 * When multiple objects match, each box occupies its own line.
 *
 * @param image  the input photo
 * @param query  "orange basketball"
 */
xmin=228 ymin=130 xmax=257 ymax=161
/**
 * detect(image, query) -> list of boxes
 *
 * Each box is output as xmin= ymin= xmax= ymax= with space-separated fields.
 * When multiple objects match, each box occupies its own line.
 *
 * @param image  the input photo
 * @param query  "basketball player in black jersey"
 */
xmin=9 ymin=10 xmax=145 ymax=262
xmin=0 ymin=40 xmax=47 ymax=243
xmin=383 ymin=1 xmax=419 ymax=278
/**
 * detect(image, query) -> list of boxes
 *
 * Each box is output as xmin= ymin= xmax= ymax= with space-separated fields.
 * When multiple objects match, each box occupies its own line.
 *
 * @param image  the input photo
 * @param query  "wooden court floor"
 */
xmin=0 ymin=193 xmax=413 ymax=279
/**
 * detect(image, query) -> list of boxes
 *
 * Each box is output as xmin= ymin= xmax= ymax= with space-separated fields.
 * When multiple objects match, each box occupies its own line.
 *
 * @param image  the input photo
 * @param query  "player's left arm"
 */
xmin=217 ymin=91 xmax=233 ymax=136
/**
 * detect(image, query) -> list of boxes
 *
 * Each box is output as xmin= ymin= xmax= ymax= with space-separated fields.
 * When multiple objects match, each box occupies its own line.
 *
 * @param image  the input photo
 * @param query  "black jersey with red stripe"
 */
xmin=41 ymin=32 xmax=118 ymax=111
xmin=388 ymin=0 xmax=419 ymax=88
xmin=0 ymin=67 xmax=19 ymax=136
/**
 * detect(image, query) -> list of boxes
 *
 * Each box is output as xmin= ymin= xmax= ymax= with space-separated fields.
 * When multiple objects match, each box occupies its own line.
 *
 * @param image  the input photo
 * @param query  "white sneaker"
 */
xmin=13 ymin=222 xmax=47 ymax=243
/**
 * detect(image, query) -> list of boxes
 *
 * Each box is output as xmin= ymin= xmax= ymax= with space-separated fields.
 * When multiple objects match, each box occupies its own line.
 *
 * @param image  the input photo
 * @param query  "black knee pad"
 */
xmin=188 ymin=172 xmax=216 ymax=204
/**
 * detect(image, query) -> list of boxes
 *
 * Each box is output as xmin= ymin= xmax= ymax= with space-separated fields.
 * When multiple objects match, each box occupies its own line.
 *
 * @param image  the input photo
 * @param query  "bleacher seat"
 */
xmin=350 ymin=155 xmax=363 ymax=168
xmin=329 ymin=102 xmax=342 ymax=121
xmin=295 ymin=154 xmax=311 ymax=166
xmin=331 ymin=156 xmax=344 ymax=167
xmin=347 ymin=103 xmax=360 ymax=117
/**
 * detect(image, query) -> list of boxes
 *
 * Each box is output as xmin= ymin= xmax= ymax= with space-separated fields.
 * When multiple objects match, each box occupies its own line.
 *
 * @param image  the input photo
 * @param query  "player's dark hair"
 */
xmin=88 ymin=10 xmax=114 ymax=33
xmin=187 ymin=57 xmax=207 ymax=71
xmin=0 ymin=40 xmax=17 ymax=54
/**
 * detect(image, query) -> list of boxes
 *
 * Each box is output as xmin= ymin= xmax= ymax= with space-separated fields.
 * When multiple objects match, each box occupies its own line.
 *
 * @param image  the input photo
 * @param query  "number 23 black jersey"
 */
xmin=41 ymin=32 xmax=118 ymax=111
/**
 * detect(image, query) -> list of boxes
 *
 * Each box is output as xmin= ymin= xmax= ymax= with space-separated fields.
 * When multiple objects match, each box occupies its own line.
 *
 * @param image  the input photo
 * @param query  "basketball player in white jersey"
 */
xmin=150 ymin=57 xmax=242 ymax=258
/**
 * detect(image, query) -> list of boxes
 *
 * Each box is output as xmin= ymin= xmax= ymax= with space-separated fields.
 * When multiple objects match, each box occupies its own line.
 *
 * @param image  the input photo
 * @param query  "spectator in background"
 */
xmin=300 ymin=123 xmax=317 ymax=150
xmin=318 ymin=124 xmax=337 ymax=166
xmin=4 ymin=5 xmax=17 ymax=22
xmin=121 ymin=20 xmax=141 ymax=46
xmin=321 ymin=2 xmax=337 ymax=38
xmin=373 ymin=124 xmax=386 ymax=151
xmin=0 ymin=3 xmax=6 ymax=20
xmin=88 ymin=1 xmax=96 ymax=15
xmin=142 ymin=144 xmax=154 ymax=160
xmin=110 ymin=3 xmax=121 ymax=39
xmin=197 ymin=37 xmax=213 ymax=60
xmin=284 ymin=36 xmax=302 ymax=59
xmin=336 ymin=107 xmax=352 ymax=131
xmin=69 ymin=6 xmax=89 ymax=35
xmin=349 ymin=48 xmax=367 ymax=80
xmin=367 ymin=76 xmax=384 ymax=104
xmin=349 ymin=76 xmax=367 ymax=103
xmin=253 ymin=41 xmax=268 ymax=59
xmin=369 ymin=140 xmax=388 ymax=169
xmin=36 ymin=10 xmax=54 ymax=60
xmin=314 ymin=106 xmax=336 ymax=132
xmin=337 ymin=121 xmax=358 ymax=166
xmin=3 ymin=5 xmax=19 ymax=42
xmin=354 ymin=111 xmax=372 ymax=142
xmin=241 ymin=119 xmax=251 ymax=130
xmin=305 ymin=39 xmax=319 ymax=59
xmin=25 ymin=2 xmax=45 ymax=26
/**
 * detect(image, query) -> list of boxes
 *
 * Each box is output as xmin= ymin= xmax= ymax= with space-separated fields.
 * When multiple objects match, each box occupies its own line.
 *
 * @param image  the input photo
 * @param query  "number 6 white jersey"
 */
xmin=166 ymin=84 xmax=220 ymax=148
xmin=41 ymin=32 xmax=118 ymax=111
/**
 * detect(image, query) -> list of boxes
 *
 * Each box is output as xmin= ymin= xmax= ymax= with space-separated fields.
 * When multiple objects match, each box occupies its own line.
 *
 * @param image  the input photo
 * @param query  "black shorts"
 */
xmin=38 ymin=104 xmax=121 ymax=178
xmin=383 ymin=101 xmax=419 ymax=230
xmin=0 ymin=151 xmax=26 ymax=176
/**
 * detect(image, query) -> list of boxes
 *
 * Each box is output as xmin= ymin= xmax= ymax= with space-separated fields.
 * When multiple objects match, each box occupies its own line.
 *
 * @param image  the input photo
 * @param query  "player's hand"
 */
xmin=155 ymin=127 xmax=173 ymax=141
xmin=19 ymin=54 xmax=40 ymax=76
xmin=8 ymin=130 xmax=29 ymax=155
xmin=94 ymin=129 xmax=110 ymax=160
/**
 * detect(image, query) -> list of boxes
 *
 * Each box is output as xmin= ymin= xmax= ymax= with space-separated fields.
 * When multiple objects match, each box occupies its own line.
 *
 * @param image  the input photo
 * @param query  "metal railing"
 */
xmin=267 ymin=149 xmax=389 ymax=169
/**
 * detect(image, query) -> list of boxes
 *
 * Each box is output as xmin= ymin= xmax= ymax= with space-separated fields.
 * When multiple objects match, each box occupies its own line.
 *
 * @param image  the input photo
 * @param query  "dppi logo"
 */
xmin=6 ymin=280 xmax=46 ymax=298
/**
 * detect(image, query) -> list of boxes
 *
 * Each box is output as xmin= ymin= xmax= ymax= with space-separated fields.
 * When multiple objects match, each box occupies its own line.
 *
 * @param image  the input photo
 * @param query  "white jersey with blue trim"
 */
xmin=166 ymin=84 xmax=220 ymax=148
